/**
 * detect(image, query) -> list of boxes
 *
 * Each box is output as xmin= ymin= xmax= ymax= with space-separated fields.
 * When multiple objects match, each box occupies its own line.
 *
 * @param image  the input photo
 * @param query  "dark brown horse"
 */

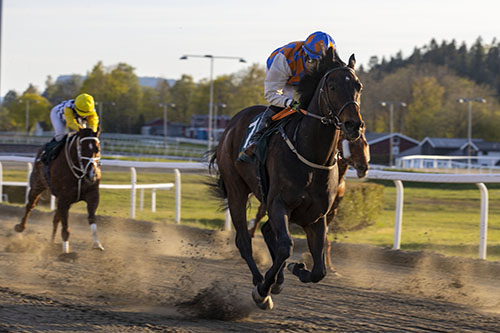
xmin=210 ymin=48 xmax=364 ymax=309
xmin=15 ymin=128 xmax=103 ymax=257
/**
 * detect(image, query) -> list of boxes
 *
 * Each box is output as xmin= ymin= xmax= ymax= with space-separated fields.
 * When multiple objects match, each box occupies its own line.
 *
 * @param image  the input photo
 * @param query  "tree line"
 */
xmin=0 ymin=61 xmax=267 ymax=133
xmin=1 ymin=36 xmax=499 ymax=141
xmin=359 ymin=37 xmax=500 ymax=140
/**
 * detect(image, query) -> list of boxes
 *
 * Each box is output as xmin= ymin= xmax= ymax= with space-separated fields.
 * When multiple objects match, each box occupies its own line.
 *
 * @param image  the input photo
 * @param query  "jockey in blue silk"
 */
xmin=244 ymin=31 xmax=336 ymax=156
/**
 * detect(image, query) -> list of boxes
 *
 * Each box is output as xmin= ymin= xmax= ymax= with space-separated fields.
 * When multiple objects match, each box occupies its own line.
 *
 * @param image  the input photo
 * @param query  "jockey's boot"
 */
xmin=243 ymin=106 xmax=277 ymax=157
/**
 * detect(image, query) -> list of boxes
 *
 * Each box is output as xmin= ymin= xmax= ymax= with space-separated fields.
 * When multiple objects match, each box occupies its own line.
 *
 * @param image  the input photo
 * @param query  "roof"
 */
xmin=475 ymin=141 xmax=500 ymax=152
xmin=365 ymin=132 xmax=420 ymax=145
xmin=420 ymin=137 xmax=483 ymax=149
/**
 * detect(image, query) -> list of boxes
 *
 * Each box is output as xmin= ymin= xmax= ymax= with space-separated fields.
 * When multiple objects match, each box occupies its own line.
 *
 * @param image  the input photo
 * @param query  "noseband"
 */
xmin=65 ymin=133 xmax=101 ymax=201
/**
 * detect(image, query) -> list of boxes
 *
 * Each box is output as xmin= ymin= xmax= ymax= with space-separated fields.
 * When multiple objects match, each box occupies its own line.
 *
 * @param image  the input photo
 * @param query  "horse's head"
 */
xmin=77 ymin=128 xmax=101 ymax=184
xmin=322 ymin=49 xmax=364 ymax=141
xmin=299 ymin=48 xmax=365 ymax=142
xmin=339 ymin=128 xmax=370 ymax=178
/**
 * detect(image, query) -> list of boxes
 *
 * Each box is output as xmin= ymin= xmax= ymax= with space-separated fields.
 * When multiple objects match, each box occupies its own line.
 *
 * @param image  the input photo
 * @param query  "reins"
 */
xmin=281 ymin=66 xmax=359 ymax=170
xmin=64 ymin=133 xmax=101 ymax=201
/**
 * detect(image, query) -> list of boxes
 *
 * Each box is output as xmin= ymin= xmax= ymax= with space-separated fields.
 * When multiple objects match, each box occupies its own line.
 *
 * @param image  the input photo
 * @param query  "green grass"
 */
xmin=3 ymin=168 xmax=500 ymax=261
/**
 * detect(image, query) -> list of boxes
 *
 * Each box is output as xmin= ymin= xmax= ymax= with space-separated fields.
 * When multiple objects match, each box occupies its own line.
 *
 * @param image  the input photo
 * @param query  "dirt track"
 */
xmin=1 ymin=204 xmax=500 ymax=332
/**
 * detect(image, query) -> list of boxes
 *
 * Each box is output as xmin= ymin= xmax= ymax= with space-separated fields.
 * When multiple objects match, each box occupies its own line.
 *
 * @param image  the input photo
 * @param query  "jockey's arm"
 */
xmin=86 ymin=112 xmax=99 ymax=132
xmin=264 ymin=53 xmax=295 ymax=108
xmin=64 ymin=107 xmax=83 ymax=131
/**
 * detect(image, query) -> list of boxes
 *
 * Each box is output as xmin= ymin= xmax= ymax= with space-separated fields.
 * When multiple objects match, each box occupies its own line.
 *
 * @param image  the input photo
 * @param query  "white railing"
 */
xmin=1 ymin=156 xmax=499 ymax=260
xmin=397 ymin=155 xmax=500 ymax=171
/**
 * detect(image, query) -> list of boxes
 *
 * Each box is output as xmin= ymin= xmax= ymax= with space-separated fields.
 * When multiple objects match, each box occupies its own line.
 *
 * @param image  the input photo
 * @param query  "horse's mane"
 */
xmin=297 ymin=49 xmax=346 ymax=108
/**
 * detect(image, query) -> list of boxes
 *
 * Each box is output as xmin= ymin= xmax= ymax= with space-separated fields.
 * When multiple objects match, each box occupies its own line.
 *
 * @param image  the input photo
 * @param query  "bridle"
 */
xmin=300 ymin=66 xmax=360 ymax=130
xmin=279 ymin=66 xmax=362 ymax=171
xmin=64 ymin=133 xmax=101 ymax=201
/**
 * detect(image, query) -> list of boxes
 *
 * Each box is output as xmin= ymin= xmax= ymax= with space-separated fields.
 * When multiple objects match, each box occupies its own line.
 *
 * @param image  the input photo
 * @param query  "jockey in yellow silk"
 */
xmin=50 ymin=93 xmax=99 ymax=141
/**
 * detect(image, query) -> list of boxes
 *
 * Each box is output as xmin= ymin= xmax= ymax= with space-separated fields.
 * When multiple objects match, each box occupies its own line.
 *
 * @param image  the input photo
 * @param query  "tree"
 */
xmin=170 ymin=75 xmax=196 ymax=123
xmin=43 ymin=75 xmax=83 ymax=105
xmin=7 ymin=93 xmax=51 ymax=132
xmin=405 ymin=77 xmax=445 ymax=140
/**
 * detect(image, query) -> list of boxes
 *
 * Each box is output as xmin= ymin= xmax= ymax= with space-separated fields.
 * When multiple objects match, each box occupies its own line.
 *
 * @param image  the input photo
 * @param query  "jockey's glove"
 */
xmin=288 ymin=100 xmax=301 ymax=111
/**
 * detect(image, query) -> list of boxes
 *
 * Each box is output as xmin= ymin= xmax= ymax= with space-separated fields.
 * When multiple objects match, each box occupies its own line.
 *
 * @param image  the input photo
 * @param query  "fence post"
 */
xmin=393 ymin=180 xmax=404 ymax=250
xmin=151 ymin=189 xmax=156 ymax=212
xmin=476 ymin=183 xmax=488 ymax=260
xmin=174 ymin=169 xmax=181 ymax=224
xmin=140 ymin=188 xmax=145 ymax=211
xmin=26 ymin=163 xmax=32 ymax=204
xmin=0 ymin=162 xmax=3 ymax=203
xmin=130 ymin=167 xmax=137 ymax=219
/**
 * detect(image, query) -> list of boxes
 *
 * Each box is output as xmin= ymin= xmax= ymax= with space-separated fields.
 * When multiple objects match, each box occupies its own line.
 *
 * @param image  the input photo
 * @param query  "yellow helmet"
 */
xmin=74 ymin=93 xmax=95 ymax=116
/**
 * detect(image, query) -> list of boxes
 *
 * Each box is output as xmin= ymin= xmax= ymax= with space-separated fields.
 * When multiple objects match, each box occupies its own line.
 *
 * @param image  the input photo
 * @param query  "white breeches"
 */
xmin=50 ymin=107 xmax=67 ymax=141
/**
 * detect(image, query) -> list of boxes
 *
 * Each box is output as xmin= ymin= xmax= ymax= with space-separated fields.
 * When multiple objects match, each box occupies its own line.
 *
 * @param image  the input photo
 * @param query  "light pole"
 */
xmin=21 ymin=99 xmax=37 ymax=135
xmin=159 ymin=102 xmax=175 ymax=145
xmin=213 ymin=103 xmax=226 ymax=143
xmin=457 ymin=97 xmax=486 ymax=169
xmin=380 ymin=101 xmax=407 ymax=167
xmin=180 ymin=54 xmax=246 ymax=151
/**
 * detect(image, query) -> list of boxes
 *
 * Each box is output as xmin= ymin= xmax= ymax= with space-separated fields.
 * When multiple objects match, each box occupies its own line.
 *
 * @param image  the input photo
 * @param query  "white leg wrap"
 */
xmin=90 ymin=224 xmax=98 ymax=243
xmin=62 ymin=241 xmax=70 ymax=253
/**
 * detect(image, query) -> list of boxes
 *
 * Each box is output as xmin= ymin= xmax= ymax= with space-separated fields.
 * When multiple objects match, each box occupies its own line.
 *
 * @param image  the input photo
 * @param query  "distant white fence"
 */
xmin=0 ymin=156 xmax=206 ymax=223
xmin=1 ymin=156 xmax=499 ymax=260
xmin=397 ymin=155 xmax=500 ymax=171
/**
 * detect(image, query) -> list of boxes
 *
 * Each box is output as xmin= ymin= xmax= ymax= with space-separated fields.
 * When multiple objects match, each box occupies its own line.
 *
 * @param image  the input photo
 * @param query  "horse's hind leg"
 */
xmin=288 ymin=216 xmax=327 ymax=283
xmin=15 ymin=182 xmax=45 ymax=233
xmin=86 ymin=191 xmax=103 ymax=250
xmin=248 ymin=203 xmax=267 ymax=238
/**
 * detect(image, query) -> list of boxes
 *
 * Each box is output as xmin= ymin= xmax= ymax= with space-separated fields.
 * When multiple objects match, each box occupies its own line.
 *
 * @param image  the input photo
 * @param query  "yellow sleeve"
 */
xmin=64 ymin=108 xmax=83 ymax=131
xmin=87 ymin=112 xmax=99 ymax=132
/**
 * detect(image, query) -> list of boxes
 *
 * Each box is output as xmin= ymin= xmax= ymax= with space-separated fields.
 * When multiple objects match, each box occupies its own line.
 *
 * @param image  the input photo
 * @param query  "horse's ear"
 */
xmin=348 ymin=54 xmax=356 ymax=70
xmin=95 ymin=126 xmax=101 ymax=137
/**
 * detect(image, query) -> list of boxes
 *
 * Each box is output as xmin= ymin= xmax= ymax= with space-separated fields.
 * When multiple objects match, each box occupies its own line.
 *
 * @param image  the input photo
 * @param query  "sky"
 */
xmin=0 ymin=0 xmax=498 ymax=97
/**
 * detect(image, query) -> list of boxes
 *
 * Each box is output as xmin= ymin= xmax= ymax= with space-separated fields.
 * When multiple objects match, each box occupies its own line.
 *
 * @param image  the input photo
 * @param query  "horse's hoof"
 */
xmin=287 ymin=262 xmax=305 ymax=274
xmin=271 ymin=283 xmax=284 ymax=295
xmin=58 ymin=252 xmax=78 ymax=262
xmin=93 ymin=242 xmax=104 ymax=251
xmin=14 ymin=224 xmax=25 ymax=233
xmin=252 ymin=285 xmax=274 ymax=310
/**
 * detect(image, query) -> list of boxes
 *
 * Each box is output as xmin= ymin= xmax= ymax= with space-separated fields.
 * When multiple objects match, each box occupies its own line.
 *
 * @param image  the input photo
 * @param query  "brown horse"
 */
xmin=247 ymin=129 xmax=370 ymax=239
xmin=210 ymin=48 xmax=364 ymax=309
xmin=15 ymin=128 xmax=103 ymax=257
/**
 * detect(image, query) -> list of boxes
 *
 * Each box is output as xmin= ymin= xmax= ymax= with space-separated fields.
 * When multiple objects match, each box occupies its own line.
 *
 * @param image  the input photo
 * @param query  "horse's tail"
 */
xmin=207 ymin=146 xmax=228 ymax=202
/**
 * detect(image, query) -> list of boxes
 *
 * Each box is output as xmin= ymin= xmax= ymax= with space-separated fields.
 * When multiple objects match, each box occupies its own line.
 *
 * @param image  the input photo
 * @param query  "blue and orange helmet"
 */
xmin=303 ymin=31 xmax=336 ymax=60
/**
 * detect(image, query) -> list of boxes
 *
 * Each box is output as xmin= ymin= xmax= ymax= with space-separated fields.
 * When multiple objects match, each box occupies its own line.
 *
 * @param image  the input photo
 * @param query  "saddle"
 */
xmin=39 ymin=135 xmax=67 ymax=165
xmin=238 ymin=109 xmax=300 ymax=201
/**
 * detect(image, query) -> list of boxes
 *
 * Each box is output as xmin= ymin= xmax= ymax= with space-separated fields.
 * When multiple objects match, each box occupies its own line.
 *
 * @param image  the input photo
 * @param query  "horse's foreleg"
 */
xmin=253 ymin=201 xmax=293 ymax=310
xmin=288 ymin=216 xmax=327 ymax=283
xmin=15 ymin=183 xmax=45 ymax=233
xmin=248 ymin=203 xmax=267 ymax=238
xmin=51 ymin=208 xmax=61 ymax=243
xmin=86 ymin=192 xmax=103 ymax=250
xmin=260 ymin=220 xmax=285 ymax=294
xmin=58 ymin=204 xmax=71 ymax=253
